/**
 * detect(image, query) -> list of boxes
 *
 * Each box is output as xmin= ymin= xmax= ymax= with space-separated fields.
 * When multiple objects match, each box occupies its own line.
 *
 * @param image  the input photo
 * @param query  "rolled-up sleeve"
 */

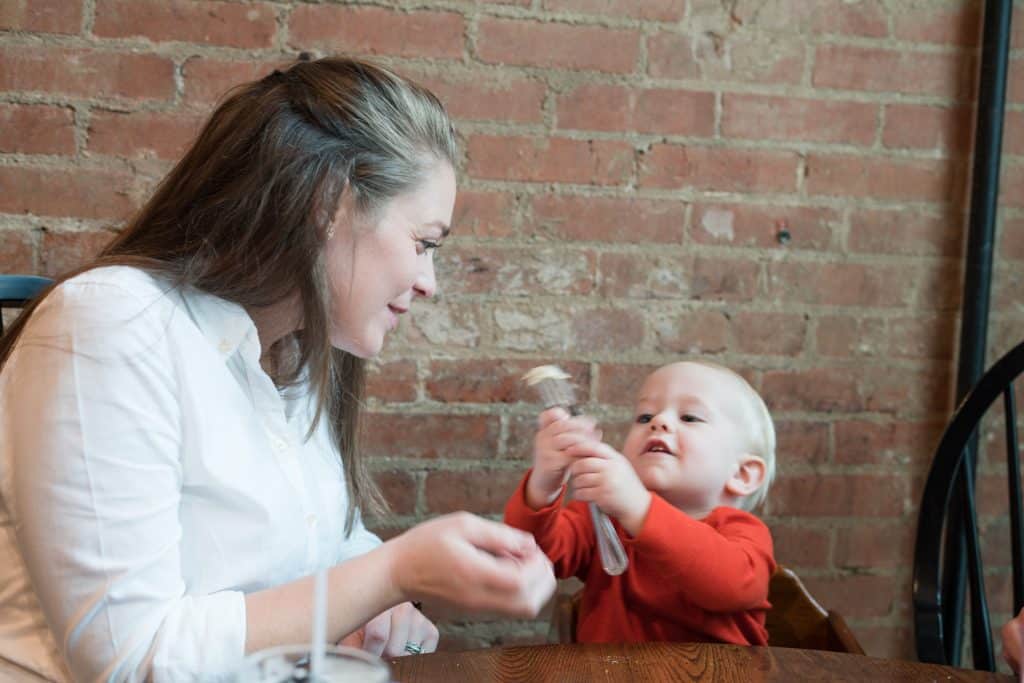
xmin=7 ymin=282 xmax=246 ymax=682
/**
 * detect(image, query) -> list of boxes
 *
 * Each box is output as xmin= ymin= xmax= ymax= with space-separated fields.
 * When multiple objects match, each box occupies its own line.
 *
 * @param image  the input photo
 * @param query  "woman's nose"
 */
xmin=413 ymin=254 xmax=437 ymax=299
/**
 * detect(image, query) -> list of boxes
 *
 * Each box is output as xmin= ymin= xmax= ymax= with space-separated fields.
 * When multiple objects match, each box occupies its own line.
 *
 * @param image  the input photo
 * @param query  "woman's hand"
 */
xmin=338 ymin=602 xmax=439 ymax=657
xmin=1002 ymin=607 xmax=1024 ymax=680
xmin=526 ymin=408 xmax=601 ymax=509
xmin=388 ymin=512 xmax=555 ymax=619
xmin=568 ymin=438 xmax=651 ymax=537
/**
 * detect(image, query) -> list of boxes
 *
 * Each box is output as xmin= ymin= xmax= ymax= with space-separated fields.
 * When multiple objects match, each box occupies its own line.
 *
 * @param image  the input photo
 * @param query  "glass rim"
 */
xmin=241 ymin=642 xmax=390 ymax=670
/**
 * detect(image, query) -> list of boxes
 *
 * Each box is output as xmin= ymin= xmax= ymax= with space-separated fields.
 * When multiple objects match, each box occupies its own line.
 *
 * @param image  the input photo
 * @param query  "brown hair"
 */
xmin=0 ymin=56 xmax=458 ymax=533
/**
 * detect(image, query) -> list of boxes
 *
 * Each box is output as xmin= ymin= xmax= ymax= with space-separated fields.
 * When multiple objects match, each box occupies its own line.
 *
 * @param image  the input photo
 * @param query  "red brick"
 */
xmin=39 ymin=228 xmax=118 ymax=276
xmin=1000 ymin=216 xmax=1024 ymax=261
xmin=477 ymin=18 xmax=640 ymax=73
xmin=0 ymin=229 xmax=35 ymax=273
xmin=401 ymin=302 xmax=483 ymax=349
xmin=993 ymin=265 xmax=1024 ymax=313
xmin=542 ymin=0 xmax=684 ymax=21
xmin=570 ymin=307 xmax=645 ymax=353
xmin=805 ymin=154 xmax=967 ymax=203
xmin=691 ymin=203 xmax=835 ymax=251
xmin=722 ymin=95 xmax=877 ymax=145
xmin=767 ymin=473 xmax=908 ymax=517
xmin=834 ymin=522 xmax=915 ymax=571
xmin=0 ymin=0 xmax=82 ymax=34
xmin=88 ymin=110 xmax=204 ymax=161
xmin=492 ymin=304 xmax=572 ymax=353
xmin=467 ymin=135 xmax=633 ymax=186
xmin=916 ymin=262 xmax=963 ymax=313
xmin=801 ymin=573 xmax=903 ymax=619
xmin=1005 ymin=110 xmax=1024 ymax=156
xmin=452 ymin=190 xmax=519 ymax=239
xmin=1001 ymin=163 xmax=1024 ymax=208
xmin=372 ymin=470 xmax=417 ymax=516
xmin=439 ymin=245 xmax=596 ymax=296
xmin=645 ymin=32 xmax=699 ymax=79
xmin=834 ymin=419 xmax=944 ymax=467
xmin=0 ymin=47 xmax=174 ymax=101
xmin=768 ymin=261 xmax=914 ymax=308
xmin=691 ymin=256 xmax=760 ymax=301
xmin=361 ymin=413 xmax=499 ymax=460
xmin=426 ymin=359 xmax=590 ymax=405
xmin=815 ymin=316 xmax=887 ymax=358
xmin=424 ymin=470 xmax=525 ymax=515
xmin=649 ymin=32 xmax=805 ymax=86
xmin=883 ymin=104 xmax=972 ymax=155
xmin=1008 ymin=55 xmax=1024 ymax=104
xmin=893 ymin=4 xmax=981 ymax=46
xmin=763 ymin=367 xmax=862 ymax=413
xmin=557 ymin=85 xmax=715 ymax=136
xmin=0 ymin=103 xmax=75 ymax=155
xmin=182 ymin=58 xmax=280 ymax=106
xmin=730 ymin=0 xmax=887 ymax=38
xmin=732 ymin=312 xmax=807 ymax=356
xmin=412 ymin=70 xmax=545 ymax=124
xmin=596 ymin=363 xmax=663 ymax=406
xmin=774 ymin=420 xmax=830 ymax=468
xmin=639 ymin=145 xmax=799 ymax=193
xmin=0 ymin=167 xmax=137 ymax=220
xmin=813 ymin=45 xmax=974 ymax=99
xmin=888 ymin=315 xmax=957 ymax=360
xmin=531 ymin=195 xmax=684 ymax=244
xmin=650 ymin=309 xmax=731 ymax=355
xmin=94 ymin=0 xmax=276 ymax=48
xmin=290 ymin=6 xmax=463 ymax=60
xmin=848 ymin=208 xmax=965 ymax=258
xmin=366 ymin=359 xmax=418 ymax=403
xmin=860 ymin=366 xmax=953 ymax=417
xmin=767 ymin=522 xmax=831 ymax=569
xmin=597 ymin=252 xmax=689 ymax=299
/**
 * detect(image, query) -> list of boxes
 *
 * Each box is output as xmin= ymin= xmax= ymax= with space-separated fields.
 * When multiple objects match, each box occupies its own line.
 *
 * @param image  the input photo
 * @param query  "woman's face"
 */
xmin=325 ymin=161 xmax=456 ymax=358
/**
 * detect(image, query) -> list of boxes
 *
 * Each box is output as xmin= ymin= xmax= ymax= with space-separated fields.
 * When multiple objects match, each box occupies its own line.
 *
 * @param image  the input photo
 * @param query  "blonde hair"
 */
xmin=685 ymin=360 xmax=777 ymax=511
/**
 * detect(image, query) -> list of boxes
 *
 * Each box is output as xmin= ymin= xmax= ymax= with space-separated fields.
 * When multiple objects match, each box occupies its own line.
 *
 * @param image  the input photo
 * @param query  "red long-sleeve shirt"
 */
xmin=504 ymin=471 xmax=774 ymax=645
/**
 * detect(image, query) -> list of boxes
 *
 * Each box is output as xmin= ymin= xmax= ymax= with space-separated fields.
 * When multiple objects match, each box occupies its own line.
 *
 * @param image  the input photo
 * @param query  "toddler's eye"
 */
xmin=636 ymin=414 xmax=653 ymax=424
xmin=680 ymin=414 xmax=703 ymax=423
xmin=417 ymin=239 xmax=442 ymax=254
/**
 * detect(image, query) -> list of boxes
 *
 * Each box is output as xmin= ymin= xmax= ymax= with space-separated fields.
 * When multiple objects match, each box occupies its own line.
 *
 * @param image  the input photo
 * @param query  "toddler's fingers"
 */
xmin=537 ymin=407 xmax=570 ymax=429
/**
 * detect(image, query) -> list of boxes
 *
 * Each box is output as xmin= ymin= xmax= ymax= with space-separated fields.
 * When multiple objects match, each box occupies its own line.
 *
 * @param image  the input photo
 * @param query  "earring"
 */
xmin=326 ymin=224 xmax=335 ymax=240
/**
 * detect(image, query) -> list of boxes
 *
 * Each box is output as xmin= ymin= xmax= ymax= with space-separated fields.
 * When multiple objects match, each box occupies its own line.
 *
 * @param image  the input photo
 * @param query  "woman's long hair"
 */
xmin=0 ymin=56 xmax=458 ymax=533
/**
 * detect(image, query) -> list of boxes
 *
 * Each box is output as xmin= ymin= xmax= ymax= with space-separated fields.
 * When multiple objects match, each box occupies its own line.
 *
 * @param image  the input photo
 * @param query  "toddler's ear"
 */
xmin=724 ymin=455 xmax=766 ymax=498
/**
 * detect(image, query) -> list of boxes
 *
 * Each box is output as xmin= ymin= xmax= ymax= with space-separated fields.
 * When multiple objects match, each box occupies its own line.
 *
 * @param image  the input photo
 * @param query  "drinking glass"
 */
xmin=234 ymin=644 xmax=390 ymax=683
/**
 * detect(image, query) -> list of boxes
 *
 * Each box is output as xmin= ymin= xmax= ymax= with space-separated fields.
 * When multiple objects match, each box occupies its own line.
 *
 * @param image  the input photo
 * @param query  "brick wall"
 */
xmin=2 ymin=0 xmax=1023 ymax=662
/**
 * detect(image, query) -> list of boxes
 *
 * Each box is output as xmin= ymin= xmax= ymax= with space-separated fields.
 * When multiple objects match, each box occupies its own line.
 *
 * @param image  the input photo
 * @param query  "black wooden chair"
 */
xmin=913 ymin=339 xmax=1024 ymax=670
xmin=0 ymin=275 xmax=52 ymax=336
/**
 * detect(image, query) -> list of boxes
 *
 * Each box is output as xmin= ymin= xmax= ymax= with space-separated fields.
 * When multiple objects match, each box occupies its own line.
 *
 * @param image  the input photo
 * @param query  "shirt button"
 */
xmin=218 ymin=339 xmax=232 ymax=353
xmin=306 ymin=514 xmax=318 ymax=529
xmin=273 ymin=437 xmax=288 ymax=452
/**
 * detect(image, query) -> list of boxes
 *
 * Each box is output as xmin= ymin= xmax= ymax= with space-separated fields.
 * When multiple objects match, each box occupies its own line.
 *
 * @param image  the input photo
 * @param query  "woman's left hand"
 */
xmin=338 ymin=601 xmax=439 ymax=657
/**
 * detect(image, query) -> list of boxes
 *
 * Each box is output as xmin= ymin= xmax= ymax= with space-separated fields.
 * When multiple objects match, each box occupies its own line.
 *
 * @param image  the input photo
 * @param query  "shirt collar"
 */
xmin=181 ymin=286 xmax=259 ymax=362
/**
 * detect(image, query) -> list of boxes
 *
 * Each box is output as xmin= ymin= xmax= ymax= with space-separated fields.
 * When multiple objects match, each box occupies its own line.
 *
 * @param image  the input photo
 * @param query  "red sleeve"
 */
xmin=624 ymin=496 xmax=774 ymax=613
xmin=503 ymin=470 xmax=596 ymax=580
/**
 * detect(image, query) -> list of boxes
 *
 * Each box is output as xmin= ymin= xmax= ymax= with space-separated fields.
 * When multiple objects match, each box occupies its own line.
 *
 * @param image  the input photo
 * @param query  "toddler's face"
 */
xmin=621 ymin=362 xmax=752 ymax=516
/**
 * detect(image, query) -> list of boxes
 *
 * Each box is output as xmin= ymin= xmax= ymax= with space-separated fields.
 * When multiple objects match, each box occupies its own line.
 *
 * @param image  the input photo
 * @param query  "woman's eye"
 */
xmin=417 ymin=239 xmax=441 ymax=254
xmin=680 ymin=414 xmax=703 ymax=423
xmin=636 ymin=414 xmax=652 ymax=424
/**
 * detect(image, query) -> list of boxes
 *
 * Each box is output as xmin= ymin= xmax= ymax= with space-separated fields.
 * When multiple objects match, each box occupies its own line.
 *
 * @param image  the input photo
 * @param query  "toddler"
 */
xmin=505 ymin=360 xmax=776 ymax=645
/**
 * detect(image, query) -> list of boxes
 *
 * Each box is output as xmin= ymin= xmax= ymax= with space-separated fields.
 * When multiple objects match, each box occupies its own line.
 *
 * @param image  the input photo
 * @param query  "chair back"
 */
xmin=913 ymin=339 xmax=1024 ymax=670
xmin=550 ymin=564 xmax=864 ymax=654
xmin=0 ymin=275 xmax=52 ymax=336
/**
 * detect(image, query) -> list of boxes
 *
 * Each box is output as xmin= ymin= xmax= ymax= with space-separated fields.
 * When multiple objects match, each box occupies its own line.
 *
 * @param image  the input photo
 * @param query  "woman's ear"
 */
xmin=724 ymin=455 xmax=767 ymax=498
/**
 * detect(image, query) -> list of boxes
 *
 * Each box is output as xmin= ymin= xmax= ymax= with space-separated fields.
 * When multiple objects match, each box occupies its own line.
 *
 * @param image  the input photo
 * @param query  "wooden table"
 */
xmin=389 ymin=642 xmax=1013 ymax=682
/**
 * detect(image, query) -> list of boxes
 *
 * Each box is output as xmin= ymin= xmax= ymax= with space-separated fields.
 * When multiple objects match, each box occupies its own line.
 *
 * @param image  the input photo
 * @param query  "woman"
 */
xmin=0 ymin=57 xmax=555 ymax=681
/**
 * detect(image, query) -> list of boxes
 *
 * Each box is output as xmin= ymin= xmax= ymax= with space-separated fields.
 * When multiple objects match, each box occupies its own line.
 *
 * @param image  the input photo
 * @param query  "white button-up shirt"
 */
xmin=0 ymin=267 xmax=382 ymax=682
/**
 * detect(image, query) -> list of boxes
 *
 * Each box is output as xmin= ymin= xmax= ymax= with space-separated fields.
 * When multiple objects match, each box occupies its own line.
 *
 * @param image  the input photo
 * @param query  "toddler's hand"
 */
xmin=568 ymin=438 xmax=651 ymax=537
xmin=526 ymin=408 xmax=600 ymax=509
